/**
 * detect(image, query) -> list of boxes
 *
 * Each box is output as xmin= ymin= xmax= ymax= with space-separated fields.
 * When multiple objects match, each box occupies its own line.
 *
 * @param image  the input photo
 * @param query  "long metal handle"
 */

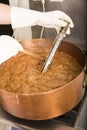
xmin=41 ymin=23 xmax=70 ymax=74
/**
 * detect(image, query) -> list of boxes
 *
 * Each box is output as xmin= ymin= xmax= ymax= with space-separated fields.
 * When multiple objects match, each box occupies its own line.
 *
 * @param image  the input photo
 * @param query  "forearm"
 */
xmin=0 ymin=3 xmax=11 ymax=24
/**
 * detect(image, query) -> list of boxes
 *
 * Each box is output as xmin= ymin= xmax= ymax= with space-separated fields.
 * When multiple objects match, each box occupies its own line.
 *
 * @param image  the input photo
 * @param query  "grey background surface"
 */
xmin=30 ymin=0 xmax=87 ymax=50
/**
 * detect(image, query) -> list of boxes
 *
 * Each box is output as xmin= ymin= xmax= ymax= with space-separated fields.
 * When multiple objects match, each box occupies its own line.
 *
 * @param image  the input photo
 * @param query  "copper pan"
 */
xmin=0 ymin=38 xmax=86 ymax=120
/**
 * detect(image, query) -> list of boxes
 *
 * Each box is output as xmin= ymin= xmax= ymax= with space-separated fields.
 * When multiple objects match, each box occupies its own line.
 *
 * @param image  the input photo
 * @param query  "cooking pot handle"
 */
xmin=83 ymin=74 xmax=87 ymax=88
xmin=0 ymin=92 xmax=1 ymax=105
xmin=83 ymin=67 xmax=87 ymax=88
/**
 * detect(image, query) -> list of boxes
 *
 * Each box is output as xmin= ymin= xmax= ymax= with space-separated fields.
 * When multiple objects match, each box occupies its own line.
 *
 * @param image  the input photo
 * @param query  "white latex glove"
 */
xmin=11 ymin=7 xmax=74 ymax=34
xmin=38 ymin=10 xmax=74 ymax=34
xmin=0 ymin=35 xmax=23 ymax=65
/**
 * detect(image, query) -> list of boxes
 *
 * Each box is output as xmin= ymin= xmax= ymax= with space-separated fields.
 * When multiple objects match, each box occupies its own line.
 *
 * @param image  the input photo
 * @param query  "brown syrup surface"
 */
xmin=0 ymin=51 xmax=82 ymax=94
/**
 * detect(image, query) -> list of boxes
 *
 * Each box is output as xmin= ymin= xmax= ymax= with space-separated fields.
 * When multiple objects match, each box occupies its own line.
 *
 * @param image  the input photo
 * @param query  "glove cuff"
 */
xmin=11 ymin=7 xmax=42 ymax=29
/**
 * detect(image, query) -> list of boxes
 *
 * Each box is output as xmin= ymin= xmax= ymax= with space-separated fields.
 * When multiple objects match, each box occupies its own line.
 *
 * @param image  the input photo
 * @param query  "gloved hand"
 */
xmin=38 ymin=10 xmax=74 ymax=34
xmin=0 ymin=35 xmax=23 ymax=65
xmin=11 ymin=7 xmax=74 ymax=34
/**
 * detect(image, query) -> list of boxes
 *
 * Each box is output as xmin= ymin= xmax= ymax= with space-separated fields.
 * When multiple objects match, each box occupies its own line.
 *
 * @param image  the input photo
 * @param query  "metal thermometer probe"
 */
xmin=41 ymin=23 xmax=70 ymax=74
